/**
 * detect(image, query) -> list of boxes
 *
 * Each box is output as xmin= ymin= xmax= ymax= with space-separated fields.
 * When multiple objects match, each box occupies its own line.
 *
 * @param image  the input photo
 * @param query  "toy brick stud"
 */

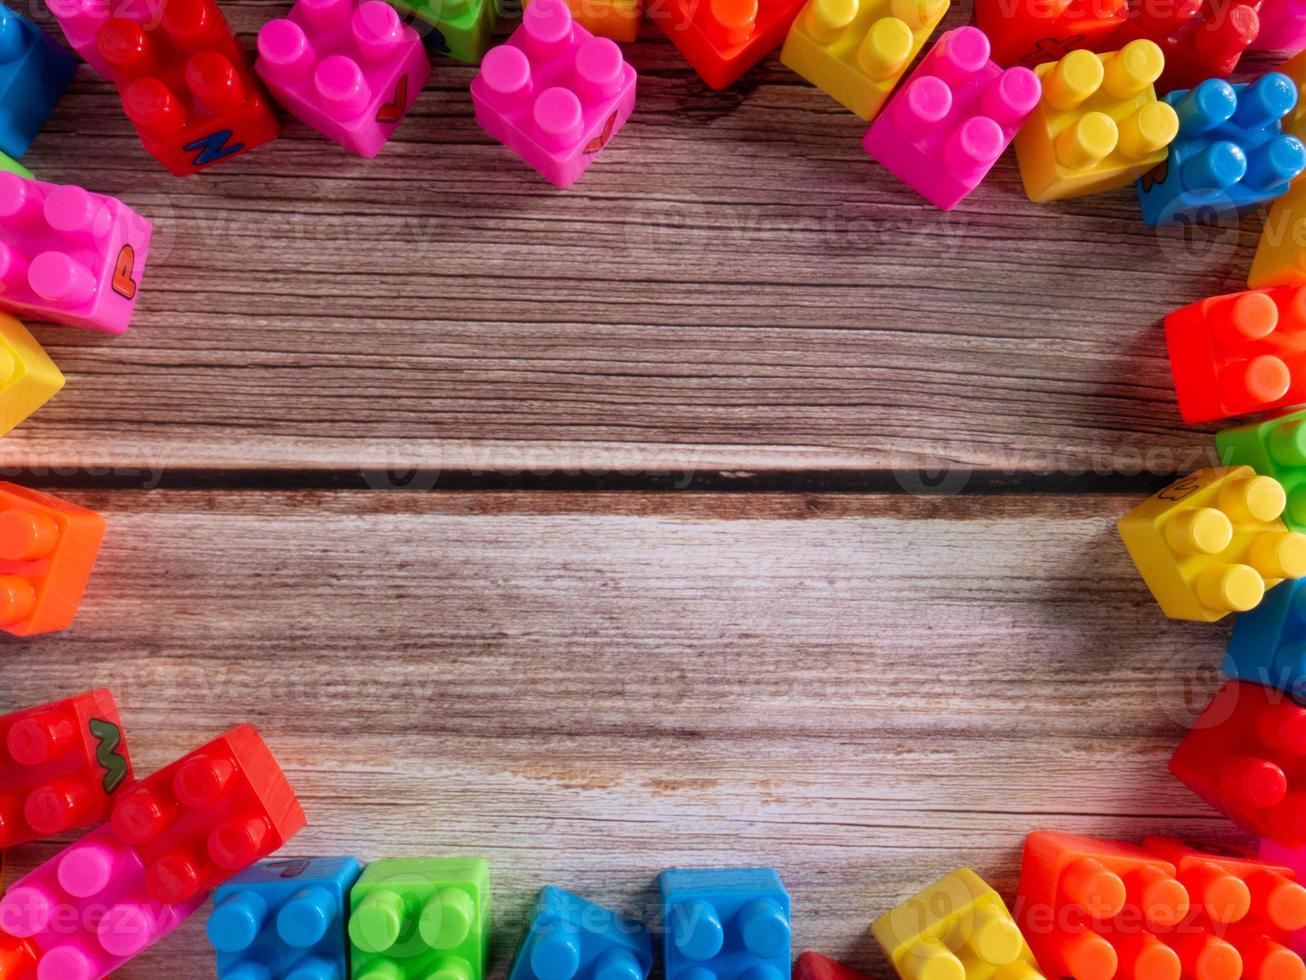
xmin=652 ymin=0 xmax=805 ymax=89
xmin=661 ymin=869 xmax=791 ymax=980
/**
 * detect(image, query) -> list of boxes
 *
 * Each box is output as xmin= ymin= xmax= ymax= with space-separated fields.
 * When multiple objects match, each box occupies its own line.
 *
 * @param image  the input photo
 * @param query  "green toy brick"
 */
xmin=1217 ymin=408 xmax=1306 ymax=532
xmin=349 ymin=857 xmax=491 ymax=980
xmin=0 ymin=152 xmax=31 ymax=178
xmin=388 ymin=0 xmax=497 ymax=63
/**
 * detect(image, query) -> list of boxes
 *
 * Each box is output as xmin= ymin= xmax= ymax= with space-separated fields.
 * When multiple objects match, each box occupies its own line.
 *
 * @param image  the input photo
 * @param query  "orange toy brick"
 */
xmin=796 ymin=952 xmax=875 ymax=980
xmin=1016 ymin=831 xmax=1191 ymax=980
xmin=0 ymin=689 xmax=132 ymax=849
xmin=973 ymin=0 xmax=1127 ymax=68
xmin=654 ymin=0 xmax=807 ymax=89
xmin=108 ymin=723 xmax=306 ymax=905
xmin=0 ymin=483 xmax=105 ymax=636
xmin=1165 ymin=286 xmax=1306 ymax=425
xmin=0 ymin=931 xmax=36 ymax=977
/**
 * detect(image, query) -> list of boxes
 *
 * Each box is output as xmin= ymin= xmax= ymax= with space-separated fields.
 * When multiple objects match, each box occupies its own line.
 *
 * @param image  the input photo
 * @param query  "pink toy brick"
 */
xmin=256 ymin=0 xmax=430 ymax=158
xmin=0 ymin=172 xmax=151 ymax=334
xmin=0 ymin=823 xmax=204 ymax=980
xmin=471 ymin=0 xmax=636 ymax=188
xmin=1252 ymin=0 xmax=1306 ymax=51
xmin=862 ymin=26 xmax=1041 ymax=210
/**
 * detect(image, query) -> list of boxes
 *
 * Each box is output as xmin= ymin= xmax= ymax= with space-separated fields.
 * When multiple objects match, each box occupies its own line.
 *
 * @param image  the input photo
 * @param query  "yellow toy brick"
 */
xmin=872 ymin=868 xmax=1043 ymax=980
xmin=1118 ymin=467 xmax=1306 ymax=622
xmin=780 ymin=0 xmax=948 ymax=121
xmin=1013 ymin=40 xmax=1178 ymax=203
xmin=0 ymin=313 xmax=62 ymax=438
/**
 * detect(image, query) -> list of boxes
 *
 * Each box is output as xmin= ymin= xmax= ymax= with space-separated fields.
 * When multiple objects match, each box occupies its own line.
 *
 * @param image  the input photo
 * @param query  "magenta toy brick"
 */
xmin=1252 ymin=0 xmax=1306 ymax=51
xmin=862 ymin=26 xmax=1041 ymax=210
xmin=0 ymin=172 xmax=150 ymax=334
xmin=256 ymin=0 xmax=430 ymax=158
xmin=471 ymin=0 xmax=636 ymax=188
xmin=0 ymin=822 xmax=205 ymax=979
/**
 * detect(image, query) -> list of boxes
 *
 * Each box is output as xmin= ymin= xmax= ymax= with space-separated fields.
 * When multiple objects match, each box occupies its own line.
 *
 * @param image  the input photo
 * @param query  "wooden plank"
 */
xmin=0 ymin=490 xmax=1238 ymax=977
xmin=1 ymin=11 xmax=1291 ymax=475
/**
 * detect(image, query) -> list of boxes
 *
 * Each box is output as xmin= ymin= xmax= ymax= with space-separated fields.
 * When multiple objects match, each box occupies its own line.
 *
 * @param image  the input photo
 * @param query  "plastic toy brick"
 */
xmin=652 ymin=0 xmax=806 ymax=89
xmin=0 ymin=4 xmax=77 ymax=160
xmin=0 ymin=483 xmax=106 ymax=636
xmin=508 ymin=886 xmax=653 ymax=980
xmin=1113 ymin=0 xmax=1262 ymax=92
xmin=1218 ymin=407 xmax=1306 ymax=532
xmin=1166 ymin=286 xmax=1306 ymax=423
xmin=1262 ymin=839 xmax=1306 ymax=955
xmin=973 ymin=0 xmax=1127 ymax=68
xmin=0 ymin=152 xmax=29 ymax=178
xmin=387 ymin=0 xmax=499 ymax=62
xmin=660 ymin=868 xmax=791 ymax=980
xmin=256 ymin=0 xmax=431 ymax=158
xmin=0 ymin=821 xmax=206 ymax=979
xmin=1253 ymin=181 xmax=1306 ymax=289
xmin=0 ymin=932 xmax=36 ymax=978
xmin=0 ymin=172 xmax=151 ymax=334
xmin=90 ymin=0 xmax=279 ymax=175
xmin=1118 ymin=466 xmax=1306 ymax=621
xmin=534 ymin=0 xmax=642 ymax=43
xmin=795 ymin=953 xmax=875 ymax=980
xmin=1016 ymin=832 xmax=1191 ymax=980
xmin=862 ymin=26 xmax=1042 ymax=210
xmin=348 ymin=857 xmax=491 ymax=980
xmin=0 ymin=690 xmax=132 ymax=849
xmin=208 ymin=856 xmax=363 ymax=980
xmin=0 ymin=313 xmax=63 ymax=438
xmin=1251 ymin=0 xmax=1306 ymax=51
xmin=779 ymin=0 xmax=949 ymax=120
xmin=874 ymin=867 xmax=1043 ymax=980
xmin=471 ymin=0 xmax=636 ymax=188
xmin=1137 ymin=74 xmax=1305 ymax=226
xmin=1014 ymin=41 xmax=1179 ymax=201
xmin=1171 ymin=680 xmax=1306 ymax=846
xmin=1226 ymin=578 xmax=1306 ymax=695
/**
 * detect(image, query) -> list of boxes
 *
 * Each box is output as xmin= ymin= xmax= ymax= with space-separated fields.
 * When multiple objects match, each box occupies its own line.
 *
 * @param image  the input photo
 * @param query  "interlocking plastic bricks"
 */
xmin=1014 ymin=41 xmax=1178 ymax=201
xmin=1225 ymin=578 xmax=1306 ymax=695
xmin=0 ymin=152 xmax=29 ymax=178
xmin=874 ymin=867 xmax=1043 ymax=980
xmin=1113 ymin=0 xmax=1262 ymax=92
xmin=209 ymin=856 xmax=363 ymax=980
xmin=0 ymin=313 xmax=63 ymax=438
xmin=472 ymin=0 xmax=636 ymax=188
xmin=535 ymin=0 xmax=642 ymax=43
xmin=1137 ymin=73 xmax=1305 ymax=226
xmin=89 ymin=0 xmax=279 ymax=174
xmin=348 ymin=857 xmax=491 ymax=980
xmin=795 ymin=953 xmax=875 ymax=980
xmin=1016 ymin=832 xmax=1191 ymax=980
xmin=779 ymin=0 xmax=949 ymax=120
xmin=652 ymin=0 xmax=806 ymax=89
xmin=1166 ymin=286 xmax=1306 ymax=423
xmin=508 ymin=886 xmax=653 ymax=980
xmin=1251 ymin=0 xmax=1306 ymax=51
xmin=862 ymin=26 xmax=1041 ymax=210
xmin=257 ymin=0 xmax=430 ymax=158
xmin=1171 ymin=680 xmax=1306 ymax=846
xmin=0 ymin=172 xmax=151 ymax=334
xmin=973 ymin=0 xmax=1127 ymax=67
xmin=0 ymin=5 xmax=77 ymax=160
xmin=1118 ymin=466 xmax=1306 ymax=620
xmin=1142 ymin=836 xmax=1306 ymax=980
xmin=0 ymin=483 xmax=106 ymax=636
xmin=0 ymin=690 xmax=131 ymax=849
xmin=660 ymin=868 xmax=791 ymax=980
xmin=1218 ymin=407 xmax=1306 ymax=532
xmin=388 ymin=0 xmax=499 ymax=61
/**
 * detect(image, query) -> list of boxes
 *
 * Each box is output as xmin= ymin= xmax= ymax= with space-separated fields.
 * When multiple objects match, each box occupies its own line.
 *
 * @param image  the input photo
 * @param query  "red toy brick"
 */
xmin=795 ymin=952 xmax=874 ymax=980
xmin=1165 ymin=286 xmax=1306 ymax=425
xmin=107 ymin=724 xmax=306 ymax=905
xmin=973 ymin=0 xmax=1128 ymax=67
xmin=1112 ymin=0 xmax=1261 ymax=92
xmin=0 ymin=931 xmax=36 ymax=977
xmin=0 ymin=690 xmax=132 ymax=850
xmin=95 ymin=0 xmax=279 ymax=175
xmin=652 ymin=0 xmax=806 ymax=89
xmin=1171 ymin=681 xmax=1306 ymax=848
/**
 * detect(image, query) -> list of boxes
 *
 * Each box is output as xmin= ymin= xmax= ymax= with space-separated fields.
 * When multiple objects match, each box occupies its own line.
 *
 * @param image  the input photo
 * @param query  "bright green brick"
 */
xmin=349 ymin=857 xmax=492 ymax=980
xmin=389 ymin=0 xmax=497 ymax=63
xmin=1217 ymin=408 xmax=1306 ymax=532
xmin=0 ymin=152 xmax=31 ymax=178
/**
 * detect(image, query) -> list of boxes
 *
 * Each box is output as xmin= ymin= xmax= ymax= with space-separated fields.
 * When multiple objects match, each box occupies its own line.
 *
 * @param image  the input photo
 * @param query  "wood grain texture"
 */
xmin=0 ymin=3 xmax=1295 ymax=476
xmin=0 ymin=490 xmax=1240 ymax=979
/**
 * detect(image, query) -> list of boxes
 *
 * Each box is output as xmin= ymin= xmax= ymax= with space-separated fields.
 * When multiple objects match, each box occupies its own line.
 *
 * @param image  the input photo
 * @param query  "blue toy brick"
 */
xmin=0 ymin=4 xmax=77 ymax=158
xmin=1137 ymin=73 xmax=1306 ymax=227
xmin=508 ymin=886 xmax=653 ymax=980
xmin=1225 ymin=578 xmax=1306 ymax=699
xmin=659 ymin=868 xmax=791 ymax=980
xmin=208 ymin=855 xmax=364 ymax=980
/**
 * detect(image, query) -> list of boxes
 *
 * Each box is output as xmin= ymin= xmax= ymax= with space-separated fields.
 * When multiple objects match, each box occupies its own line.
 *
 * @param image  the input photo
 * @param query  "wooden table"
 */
xmin=1 ymin=4 xmax=1287 ymax=976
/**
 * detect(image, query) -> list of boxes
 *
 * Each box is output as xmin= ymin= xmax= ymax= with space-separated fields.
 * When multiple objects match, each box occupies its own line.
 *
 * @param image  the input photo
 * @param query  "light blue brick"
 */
xmin=659 ymin=869 xmax=791 ymax=980
xmin=1225 ymin=578 xmax=1306 ymax=698
xmin=0 ymin=4 xmax=77 ymax=158
xmin=509 ymin=886 xmax=653 ymax=980
xmin=208 ymin=856 xmax=363 ymax=980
